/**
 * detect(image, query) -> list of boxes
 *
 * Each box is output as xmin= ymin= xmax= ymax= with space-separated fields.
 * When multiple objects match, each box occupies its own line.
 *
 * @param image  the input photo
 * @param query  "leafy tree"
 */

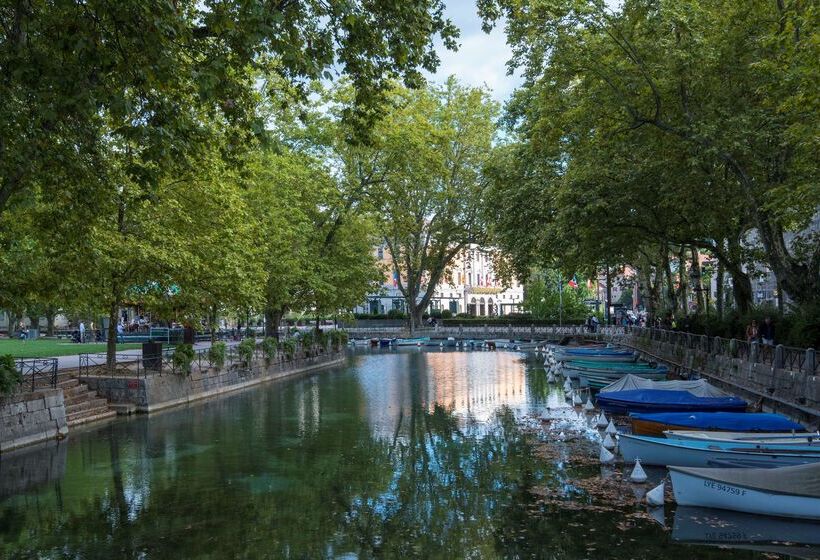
xmin=0 ymin=0 xmax=459 ymax=223
xmin=247 ymin=148 xmax=381 ymax=338
xmin=521 ymin=271 xmax=592 ymax=323
xmin=480 ymin=0 xmax=819 ymax=308
xmin=321 ymin=79 xmax=499 ymax=331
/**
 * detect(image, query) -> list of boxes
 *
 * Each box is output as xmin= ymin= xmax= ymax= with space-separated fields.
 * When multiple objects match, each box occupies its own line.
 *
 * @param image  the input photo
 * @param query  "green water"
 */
xmin=0 ymin=350 xmax=816 ymax=559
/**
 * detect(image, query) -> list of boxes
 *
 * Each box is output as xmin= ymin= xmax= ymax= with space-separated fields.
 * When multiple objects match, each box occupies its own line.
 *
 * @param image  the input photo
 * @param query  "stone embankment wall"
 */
xmin=0 ymin=389 xmax=68 ymax=452
xmin=617 ymin=333 xmax=819 ymax=426
xmin=82 ymin=350 xmax=346 ymax=413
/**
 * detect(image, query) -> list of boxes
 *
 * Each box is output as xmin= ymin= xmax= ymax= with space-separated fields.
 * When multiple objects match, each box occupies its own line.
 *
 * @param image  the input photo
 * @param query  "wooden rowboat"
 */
xmin=670 ymin=462 xmax=820 ymax=520
xmin=630 ymin=412 xmax=806 ymax=437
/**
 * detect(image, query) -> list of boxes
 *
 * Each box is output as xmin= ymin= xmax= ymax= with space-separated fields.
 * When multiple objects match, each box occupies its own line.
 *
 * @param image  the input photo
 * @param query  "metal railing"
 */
xmin=78 ymin=340 xmax=345 ymax=379
xmin=15 ymin=358 xmax=58 ymax=391
xmin=626 ymin=326 xmax=817 ymax=375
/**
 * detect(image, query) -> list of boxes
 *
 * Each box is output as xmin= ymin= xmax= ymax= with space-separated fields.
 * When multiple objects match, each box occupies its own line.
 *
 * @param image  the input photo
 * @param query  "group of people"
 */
xmin=746 ymin=316 xmax=776 ymax=346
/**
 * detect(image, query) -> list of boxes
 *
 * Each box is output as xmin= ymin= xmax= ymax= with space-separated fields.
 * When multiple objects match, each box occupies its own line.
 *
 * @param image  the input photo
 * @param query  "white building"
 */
xmin=356 ymin=244 xmax=524 ymax=316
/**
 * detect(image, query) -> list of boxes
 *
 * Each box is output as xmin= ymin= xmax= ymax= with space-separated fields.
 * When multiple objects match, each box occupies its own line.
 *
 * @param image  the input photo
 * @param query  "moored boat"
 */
xmin=565 ymin=361 xmax=669 ymax=388
xmin=601 ymin=374 xmax=727 ymax=397
xmin=395 ymin=337 xmax=430 ymax=346
xmin=630 ymin=411 xmax=805 ymax=437
xmin=665 ymin=430 xmax=818 ymax=445
xmin=596 ymin=389 xmax=747 ymax=415
xmin=555 ymin=349 xmax=637 ymax=363
xmin=669 ymin=462 xmax=820 ymax=520
xmin=619 ymin=433 xmax=820 ymax=468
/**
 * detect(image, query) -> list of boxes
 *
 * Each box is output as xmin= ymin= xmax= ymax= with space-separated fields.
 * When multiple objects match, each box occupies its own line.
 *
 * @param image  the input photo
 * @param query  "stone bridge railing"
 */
xmin=346 ymin=324 xmax=626 ymax=340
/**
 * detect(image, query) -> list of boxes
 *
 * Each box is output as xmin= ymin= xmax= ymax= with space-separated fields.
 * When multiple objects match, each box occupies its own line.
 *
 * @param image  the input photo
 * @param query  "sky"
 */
xmin=425 ymin=0 xmax=522 ymax=104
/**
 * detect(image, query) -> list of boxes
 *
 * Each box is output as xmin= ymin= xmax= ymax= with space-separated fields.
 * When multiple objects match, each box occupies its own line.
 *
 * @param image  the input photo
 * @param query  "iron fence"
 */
xmin=77 ymin=339 xmax=341 ymax=380
xmin=15 ymin=358 xmax=58 ymax=391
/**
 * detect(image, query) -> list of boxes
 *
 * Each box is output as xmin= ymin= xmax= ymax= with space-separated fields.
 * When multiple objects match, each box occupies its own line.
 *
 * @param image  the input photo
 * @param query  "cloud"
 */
xmin=425 ymin=2 xmax=521 ymax=103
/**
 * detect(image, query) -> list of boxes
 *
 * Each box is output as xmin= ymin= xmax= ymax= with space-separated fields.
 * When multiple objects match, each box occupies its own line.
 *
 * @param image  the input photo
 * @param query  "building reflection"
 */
xmin=355 ymin=350 xmax=533 ymax=439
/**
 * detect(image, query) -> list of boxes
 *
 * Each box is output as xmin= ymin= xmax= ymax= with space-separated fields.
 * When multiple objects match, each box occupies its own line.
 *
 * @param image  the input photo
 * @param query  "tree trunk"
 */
xmin=726 ymin=265 xmax=753 ymax=315
xmin=690 ymin=246 xmax=705 ymax=313
xmin=677 ymin=246 xmax=689 ymax=315
xmin=46 ymin=306 xmax=56 ymax=337
xmin=8 ymin=311 xmax=20 ymax=338
xmin=754 ymin=212 xmax=820 ymax=307
xmin=716 ymin=260 xmax=725 ymax=319
xmin=605 ymin=265 xmax=612 ymax=325
xmin=264 ymin=308 xmax=283 ymax=340
xmin=106 ymin=302 xmax=118 ymax=371
xmin=209 ymin=304 xmax=218 ymax=344
xmin=661 ymin=248 xmax=677 ymax=313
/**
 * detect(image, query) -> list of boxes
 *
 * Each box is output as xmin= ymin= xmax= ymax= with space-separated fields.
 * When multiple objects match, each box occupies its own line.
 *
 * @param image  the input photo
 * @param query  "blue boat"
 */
xmin=630 ymin=412 xmax=805 ymax=436
xmin=596 ymin=389 xmax=747 ymax=415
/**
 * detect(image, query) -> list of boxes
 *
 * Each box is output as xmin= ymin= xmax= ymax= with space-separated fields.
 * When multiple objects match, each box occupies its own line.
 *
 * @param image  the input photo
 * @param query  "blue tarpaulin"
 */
xmin=596 ymin=389 xmax=747 ymax=414
xmin=629 ymin=411 xmax=806 ymax=432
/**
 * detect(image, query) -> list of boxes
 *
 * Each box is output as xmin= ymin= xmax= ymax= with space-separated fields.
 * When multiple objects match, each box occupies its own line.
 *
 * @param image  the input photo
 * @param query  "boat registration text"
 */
xmin=704 ymin=480 xmax=747 ymax=496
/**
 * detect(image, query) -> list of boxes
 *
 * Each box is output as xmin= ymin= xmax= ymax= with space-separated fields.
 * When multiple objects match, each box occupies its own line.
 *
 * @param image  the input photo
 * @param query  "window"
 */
xmin=377 ymin=246 xmax=384 ymax=259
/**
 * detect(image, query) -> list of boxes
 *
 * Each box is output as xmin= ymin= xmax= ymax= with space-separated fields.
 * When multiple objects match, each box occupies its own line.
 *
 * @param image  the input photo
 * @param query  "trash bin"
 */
xmin=183 ymin=326 xmax=195 ymax=345
xmin=142 ymin=341 xmax=163 ymax=371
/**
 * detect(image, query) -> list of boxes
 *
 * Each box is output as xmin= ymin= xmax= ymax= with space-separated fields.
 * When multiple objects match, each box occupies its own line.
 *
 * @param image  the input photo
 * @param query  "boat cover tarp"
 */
xmin=598 ymin=390 xmax=747 ymax=411
xmin=565 ymin=361 xmax=656 ymax=370
xmin=671 ymin=462 xmax=820 ymax=498
xmin=630 ymin=412 xmax=804 ymax=432
xmin=602 ymin=375 xmax=727 ymax=397
xmin=559 ymin=348 xmax=632 ymax=355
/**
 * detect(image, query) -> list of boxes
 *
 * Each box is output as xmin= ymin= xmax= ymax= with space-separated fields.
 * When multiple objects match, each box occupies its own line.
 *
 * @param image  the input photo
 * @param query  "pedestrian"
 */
xmin=116 ymin=322 xmax=125 ymax=344
xmin=759 ymin=316 xmax=775 ymax=346
xmin=79 ymin=321 xmax=86 ymax=343
xmin=591 ymin=315 xmax=599 ymax=333
xmin=745 ymin=320 xmax=759 ymax=343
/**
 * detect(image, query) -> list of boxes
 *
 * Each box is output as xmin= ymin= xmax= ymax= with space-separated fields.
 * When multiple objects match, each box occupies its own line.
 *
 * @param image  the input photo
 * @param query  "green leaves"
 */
xmin=483 ymin=0 xmax=820 ymax=307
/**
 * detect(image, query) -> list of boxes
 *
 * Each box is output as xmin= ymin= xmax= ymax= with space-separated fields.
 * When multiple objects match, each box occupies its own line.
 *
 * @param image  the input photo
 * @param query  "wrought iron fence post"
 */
xmin=805 ymin=348 xmax=816 ymax=376
xmin=774 ymin=344 xmax=785 ymax=369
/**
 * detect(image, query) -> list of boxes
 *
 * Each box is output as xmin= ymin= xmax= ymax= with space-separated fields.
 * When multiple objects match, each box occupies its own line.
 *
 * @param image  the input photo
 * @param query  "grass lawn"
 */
xmin=0 ymin=339 xmax=142 ymax=358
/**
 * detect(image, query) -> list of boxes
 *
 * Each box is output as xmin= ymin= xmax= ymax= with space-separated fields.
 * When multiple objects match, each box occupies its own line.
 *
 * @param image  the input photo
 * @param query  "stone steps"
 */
xmin=36 ymin=374 xmax=117 ymax=428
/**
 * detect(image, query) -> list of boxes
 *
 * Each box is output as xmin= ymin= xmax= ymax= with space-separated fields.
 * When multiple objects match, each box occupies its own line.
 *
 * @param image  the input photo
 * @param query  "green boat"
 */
xmin=564 ymin=360 xmax=670 ymax=389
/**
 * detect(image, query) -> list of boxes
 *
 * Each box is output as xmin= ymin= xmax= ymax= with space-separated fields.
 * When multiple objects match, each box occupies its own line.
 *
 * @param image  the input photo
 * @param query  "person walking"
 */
xmin=759 ymin=316 xmax=775 ymax=346
xmin=745 ymin=320 xmax=759 ymax=343
xmin=116 ymin=322 xmax=125 ymax=344
xmin=79 ymin=321 xmax=86 ymax=343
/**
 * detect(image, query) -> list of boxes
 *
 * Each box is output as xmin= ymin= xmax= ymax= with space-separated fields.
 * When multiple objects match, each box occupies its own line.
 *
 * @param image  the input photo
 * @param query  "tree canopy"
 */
xmin=480 ymin=0 xmax=819 ymax=315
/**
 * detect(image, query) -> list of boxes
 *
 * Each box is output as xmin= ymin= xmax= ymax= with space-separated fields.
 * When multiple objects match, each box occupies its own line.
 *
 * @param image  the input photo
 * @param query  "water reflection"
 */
xmin=0 ymin=350 xmax=809 ymax=559
xmin=0 ymin=439 xmax=66 ymax=499
xmin=672 ymin=506 xmax=820 ymax=559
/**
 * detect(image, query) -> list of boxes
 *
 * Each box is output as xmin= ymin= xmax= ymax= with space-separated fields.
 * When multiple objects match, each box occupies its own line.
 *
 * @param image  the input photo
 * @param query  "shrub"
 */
xmin=300 ymin=331 xmax=315 ymax=356
xmin=237 ymin=338 xmax=256 ymax=365
xmin=441 ymin=310 xmax=453 ymax=319
xmin=386 ymin=309 xmax=407 ymax=319
xmin=207 ymin=342 xmax=226 ymax=369
xmin=329 ymin=330 xmax=349 ymax=351
xmin=172 ymin=344 xmax=195 ymax=375
xmin=316 ymin=330 xmax=329 ymax=351
xmin=261 ymin=337 xmax=278 ymax=365
xmin=0 ymin=354 xmax=21 ymax=396
xmin=281 ymin=338 xmax=296 ymax=360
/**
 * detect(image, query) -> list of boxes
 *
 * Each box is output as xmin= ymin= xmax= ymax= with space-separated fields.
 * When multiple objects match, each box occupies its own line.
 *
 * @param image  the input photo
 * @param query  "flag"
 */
xmin=392 ymin=270 xmax=399 ymax=287
xmin=568 ymin=275 xmax=578 ymax=289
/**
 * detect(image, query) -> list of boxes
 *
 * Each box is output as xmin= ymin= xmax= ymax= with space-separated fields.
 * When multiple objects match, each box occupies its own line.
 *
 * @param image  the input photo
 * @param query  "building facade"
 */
xmin=355 ymin=244 xmax=524 ymax=316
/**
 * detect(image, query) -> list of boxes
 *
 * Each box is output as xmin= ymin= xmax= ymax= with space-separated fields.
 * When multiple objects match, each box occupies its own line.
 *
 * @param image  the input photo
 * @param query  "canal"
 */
xmin=0 ymin=349 xmax=816 ymax=559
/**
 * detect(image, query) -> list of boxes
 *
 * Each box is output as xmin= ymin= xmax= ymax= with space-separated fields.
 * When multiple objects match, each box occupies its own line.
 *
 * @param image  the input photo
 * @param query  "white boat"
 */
xmin=669 ymin=462 xmax=820 ymax=520
xmin=672 ymin=506 xmax=820 ymax=557
xmin=665 ymin=430 xmax=820 ymax=446
xmin=619 ymin=433 xmax=820 ymax=468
